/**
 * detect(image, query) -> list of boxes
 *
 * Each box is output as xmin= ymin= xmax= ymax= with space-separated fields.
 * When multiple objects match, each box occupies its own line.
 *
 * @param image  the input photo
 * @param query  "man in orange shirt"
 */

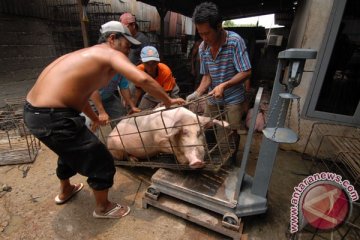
xmin=134 ymin=46 xmax=180 ymax=109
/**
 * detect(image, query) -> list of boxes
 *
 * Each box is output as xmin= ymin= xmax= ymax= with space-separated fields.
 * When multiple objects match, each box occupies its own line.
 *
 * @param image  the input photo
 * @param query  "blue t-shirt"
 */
xmin=99 ymin=74 xmax=129 ymax=100
xmin=199 ymin=30 xmax=251 ymax=105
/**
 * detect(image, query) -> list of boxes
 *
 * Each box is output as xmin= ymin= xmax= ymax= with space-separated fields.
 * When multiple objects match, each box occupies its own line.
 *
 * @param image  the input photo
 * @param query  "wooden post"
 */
xmin=156 ymin=1 xmax=168 ymax=60
xmin=77 ymin=0 xmax=89 ymax=48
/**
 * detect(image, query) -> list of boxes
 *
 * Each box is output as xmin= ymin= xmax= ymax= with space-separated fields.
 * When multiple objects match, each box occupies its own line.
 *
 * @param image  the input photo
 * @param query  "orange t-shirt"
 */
xmin=137 ymin=63 xmax=176 ymax=92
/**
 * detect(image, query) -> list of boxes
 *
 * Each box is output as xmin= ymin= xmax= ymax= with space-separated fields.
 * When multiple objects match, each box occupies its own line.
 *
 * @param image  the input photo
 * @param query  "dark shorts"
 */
xmin=23 ymin=101 xmax=115 ymax=190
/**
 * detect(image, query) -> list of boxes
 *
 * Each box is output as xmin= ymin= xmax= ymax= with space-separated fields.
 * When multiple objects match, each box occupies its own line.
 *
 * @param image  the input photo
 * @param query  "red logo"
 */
xmin=147 ymin=49 xmax=154 ymax=56
xmin=301 ymin=183 xmax=350 ymax=230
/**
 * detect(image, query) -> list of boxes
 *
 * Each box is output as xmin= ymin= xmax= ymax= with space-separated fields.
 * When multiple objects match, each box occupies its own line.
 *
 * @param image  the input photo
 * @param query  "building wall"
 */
xmin=0 ymin=0 xmax=194 ymax=107
xmin=0 ymin=14 xmax=57 ymax=106
xmin=282 ymin=0 xmax=334 ymax=151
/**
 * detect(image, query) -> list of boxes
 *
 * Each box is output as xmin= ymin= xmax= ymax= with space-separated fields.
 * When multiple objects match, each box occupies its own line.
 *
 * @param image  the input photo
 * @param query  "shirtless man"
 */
xmin=23 ymin=21 xmax=185 ymax=219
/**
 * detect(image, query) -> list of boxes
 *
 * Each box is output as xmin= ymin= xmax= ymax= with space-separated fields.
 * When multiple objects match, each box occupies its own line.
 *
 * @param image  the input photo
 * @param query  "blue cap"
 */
xmin=140 ymin=46 xmax=160 ymax=62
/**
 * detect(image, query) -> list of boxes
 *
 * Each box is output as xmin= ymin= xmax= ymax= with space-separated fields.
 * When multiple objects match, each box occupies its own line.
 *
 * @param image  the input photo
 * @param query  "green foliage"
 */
xmin=222 ymin=20 xmax=238 ymax=27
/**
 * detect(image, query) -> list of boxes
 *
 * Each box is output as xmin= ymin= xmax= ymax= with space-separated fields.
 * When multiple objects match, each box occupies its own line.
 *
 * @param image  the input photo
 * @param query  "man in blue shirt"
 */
xmin=187 ymin=2 xmax=252 ymax=164
xmin=90 ymin=74 xmax=140 ymax=127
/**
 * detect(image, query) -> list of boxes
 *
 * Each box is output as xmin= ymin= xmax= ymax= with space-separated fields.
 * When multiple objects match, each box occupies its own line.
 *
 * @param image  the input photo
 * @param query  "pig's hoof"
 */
xmin=189 ymin=161 xmax=205 ymax=169
xmin=128 ymin=155 xmax=139 ymax=162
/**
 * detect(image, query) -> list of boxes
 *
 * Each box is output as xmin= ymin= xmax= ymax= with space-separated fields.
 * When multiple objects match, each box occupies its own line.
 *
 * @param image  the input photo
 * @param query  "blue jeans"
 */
xmin=23 ymin=101 xmax=116 ymax=190
xmin=138 ymin=84 xmax=180 ymax=110
xmin=102 ymin=94 xmax=128 ymax=128
xmin=102 ymin=94 xmax=127 ymax=120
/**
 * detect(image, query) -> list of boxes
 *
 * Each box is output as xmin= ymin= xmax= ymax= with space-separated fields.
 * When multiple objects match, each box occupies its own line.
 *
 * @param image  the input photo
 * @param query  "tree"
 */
xmin=223 ymin=20 xmax=237 ymax=27
xmin=223 ymin=20 xmax=238 ymax=27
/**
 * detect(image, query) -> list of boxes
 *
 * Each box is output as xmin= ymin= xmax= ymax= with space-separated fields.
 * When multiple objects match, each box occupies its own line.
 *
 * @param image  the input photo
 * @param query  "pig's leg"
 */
xmin=107 ymin=134 xmax=125 ymax=160
xmin=108 ymin=149 xmax=124 ymax=160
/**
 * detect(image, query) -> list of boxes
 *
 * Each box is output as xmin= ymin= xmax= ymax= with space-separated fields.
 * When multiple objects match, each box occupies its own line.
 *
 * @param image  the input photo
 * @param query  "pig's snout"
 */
xmin=187 ymin=146 xmax=205 ymax=169
xmin=189 ymin=158 xmax=205 ymax=169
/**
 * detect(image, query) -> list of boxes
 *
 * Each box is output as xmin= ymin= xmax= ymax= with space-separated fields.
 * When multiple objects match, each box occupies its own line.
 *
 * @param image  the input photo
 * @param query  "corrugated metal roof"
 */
xmin=136 ymin=0 xmax=300 ymax=20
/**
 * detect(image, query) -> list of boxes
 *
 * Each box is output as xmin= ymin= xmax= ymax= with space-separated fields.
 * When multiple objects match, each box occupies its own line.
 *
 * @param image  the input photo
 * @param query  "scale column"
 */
xmin=251 ymin=49 xmax=317 ymax=198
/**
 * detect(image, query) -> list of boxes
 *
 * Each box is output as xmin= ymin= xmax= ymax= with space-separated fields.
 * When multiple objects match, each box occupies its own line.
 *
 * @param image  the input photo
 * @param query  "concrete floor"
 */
xmin=0 ymin=131 xmax=319 ymax=240
xmin=0 ymin=89 xmax=358 ymax=240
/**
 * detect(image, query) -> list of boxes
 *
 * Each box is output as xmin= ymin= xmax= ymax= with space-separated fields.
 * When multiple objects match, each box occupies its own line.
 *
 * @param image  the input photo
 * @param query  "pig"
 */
xmin=245 ymin=93 xmax=269 ymax=132
xmin=246 ymin=108 xmax=266 ymax=132
xmin=106 ymin=107 xmax=229 ymax=169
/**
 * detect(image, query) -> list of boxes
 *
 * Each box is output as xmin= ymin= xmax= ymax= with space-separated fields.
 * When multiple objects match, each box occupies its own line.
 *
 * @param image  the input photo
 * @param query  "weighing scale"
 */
xmin=142 ymin=49 xmax=317 ymax=239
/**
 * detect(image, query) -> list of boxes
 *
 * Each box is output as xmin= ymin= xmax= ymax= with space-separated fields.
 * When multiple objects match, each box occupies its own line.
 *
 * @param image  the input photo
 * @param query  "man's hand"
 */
xmin=164 ymin=98 xmax=185 ymax=108
xmin=208 ymin=84 xmax=225 ymax=99
xmin=90 ymin=119 xmax=101 ymax=132
xmin=129 ymin=106 xmax=141 ymax=114
xmin=98 ymin=112 xmax=109 ymax=125
xmin=186 ymin=91 xmax=199 ymax=102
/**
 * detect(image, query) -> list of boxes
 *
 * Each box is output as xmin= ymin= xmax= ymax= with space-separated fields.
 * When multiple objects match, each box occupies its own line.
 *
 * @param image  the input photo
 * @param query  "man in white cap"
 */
xmin=90 ymin=21 xmax=142 ymax=127
xmin=134 ymin=46 xmax=180 ymax=109
xmin=119 ymin=12 xmax=150 ymax=66
xmin=23 ymin=21 xmax=185 ymax=219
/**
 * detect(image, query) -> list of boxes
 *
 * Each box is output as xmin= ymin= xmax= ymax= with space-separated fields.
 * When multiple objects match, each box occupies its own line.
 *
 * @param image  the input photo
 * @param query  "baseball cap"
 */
xmin=141 ymin=46 xmax=160 ymax=62
xmin=119 ymin=13 xmax=136 ymax=25
xmin=99 ymin=21 xmax=140 ymax=45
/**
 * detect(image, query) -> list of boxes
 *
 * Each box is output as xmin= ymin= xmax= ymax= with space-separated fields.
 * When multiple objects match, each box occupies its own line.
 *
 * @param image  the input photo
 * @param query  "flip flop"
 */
xmin=93 ymin=203 xmax=131 ymax=219
xmin=54 ymin=183 xmax=84 ymax=205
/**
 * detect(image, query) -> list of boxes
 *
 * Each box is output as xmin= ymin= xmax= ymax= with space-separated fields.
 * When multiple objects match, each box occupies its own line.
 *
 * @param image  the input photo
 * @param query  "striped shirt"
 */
xmin=199 ymin=30 xmax=251 ymax=105
xmin=99 ymin=74 xmax=129 ymax=100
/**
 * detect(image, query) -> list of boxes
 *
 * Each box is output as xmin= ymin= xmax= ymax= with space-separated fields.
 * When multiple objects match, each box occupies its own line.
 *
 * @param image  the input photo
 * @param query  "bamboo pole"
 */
xmin=77 ymin=0 xmax=89 ymax=47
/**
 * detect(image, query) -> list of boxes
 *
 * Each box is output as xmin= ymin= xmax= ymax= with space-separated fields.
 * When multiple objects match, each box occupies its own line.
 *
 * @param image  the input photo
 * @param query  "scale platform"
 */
xmin=142 ymin=166 xmax=267 ymax=239
xmin=143 ymin=193 xmax=244 ymax=240
xmin=141 ymin=49 xmax=318 ymax=239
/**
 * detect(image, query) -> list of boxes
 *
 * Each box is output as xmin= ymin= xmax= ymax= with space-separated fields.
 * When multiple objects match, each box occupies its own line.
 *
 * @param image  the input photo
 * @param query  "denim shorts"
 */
xmin=23 ymin=101 xmax=116 ymax=190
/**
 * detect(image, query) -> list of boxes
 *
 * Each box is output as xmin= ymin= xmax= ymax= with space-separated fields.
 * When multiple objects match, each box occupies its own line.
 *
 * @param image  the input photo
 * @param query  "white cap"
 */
xmin=100 ymin=21 xmax=141 ymax=45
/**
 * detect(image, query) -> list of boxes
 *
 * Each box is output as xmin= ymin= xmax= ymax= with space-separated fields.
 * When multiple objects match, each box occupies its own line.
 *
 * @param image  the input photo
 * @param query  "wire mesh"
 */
xmin=302 ymin=122 xmax=360 ymax=192
xmin=101 ymin=97 xmax=236 ymax=171
xmin=0 ymin=102 xmax=41 ymax=166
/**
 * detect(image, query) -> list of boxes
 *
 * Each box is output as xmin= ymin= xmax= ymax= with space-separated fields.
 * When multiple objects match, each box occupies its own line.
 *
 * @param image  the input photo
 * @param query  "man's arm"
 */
xmin=90 ymin=91 xmax=109 ymax=124
xmin=209 ymin=70 xmax=251 ymax=99
xmin=133 ymin=87 xmax=143 ymax=107
xmin=82 ymin=101 xmax=101 ymax=131
xmin=119 ymin=88 xmax=141 ymax=113
xmin=196 ymin=74 xmax=212 ymax=95
xmin=186 ymin=74 xmax=211 ymax=101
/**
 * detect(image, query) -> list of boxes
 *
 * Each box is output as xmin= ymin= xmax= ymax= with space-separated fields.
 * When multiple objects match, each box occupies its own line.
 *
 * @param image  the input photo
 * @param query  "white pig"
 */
xmin=107 ymin=107 xmax=229 ymax=169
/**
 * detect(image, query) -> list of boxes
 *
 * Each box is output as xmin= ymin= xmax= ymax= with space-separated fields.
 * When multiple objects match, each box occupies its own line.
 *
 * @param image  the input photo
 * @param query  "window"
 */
xmin=303 ymin=0 xmax=360 ymax=126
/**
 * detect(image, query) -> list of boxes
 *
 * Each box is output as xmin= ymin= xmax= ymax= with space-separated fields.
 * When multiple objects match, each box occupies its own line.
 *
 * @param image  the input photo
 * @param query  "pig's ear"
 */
xmin=198 ymin=116 xmax=230 ymax=128
xmin=165 ymin=127 xmax=182 ymax=138
xmin=155 ymin=127 xmax=182 ymax=145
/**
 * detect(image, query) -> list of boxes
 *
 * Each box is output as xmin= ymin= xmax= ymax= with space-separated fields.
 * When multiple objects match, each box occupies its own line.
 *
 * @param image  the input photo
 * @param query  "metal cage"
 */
xmin=101 ymin=96 xmax=236 ymax=171
xmin=0 ymin=98 xmax=41 ymax=166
